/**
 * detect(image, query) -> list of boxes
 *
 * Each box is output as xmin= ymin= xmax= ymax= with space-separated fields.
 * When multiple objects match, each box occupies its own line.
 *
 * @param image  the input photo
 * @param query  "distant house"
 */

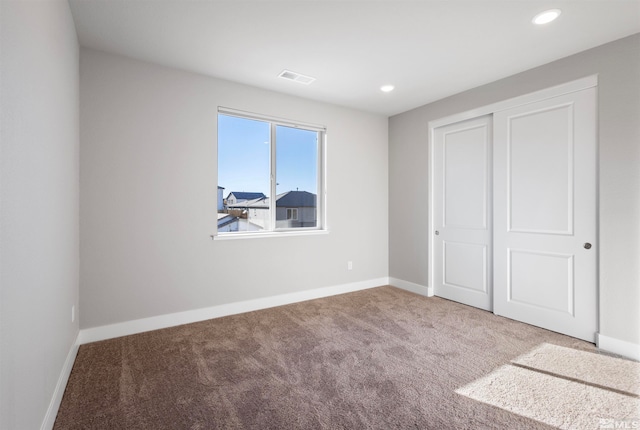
xmin=225 ymin=190 xmax=317 ymax=230
xmin=221 ymin=192 xmax=269 ymax=231
xmin=226 ymin=196 xmax=269 ymax=229
xmin=225 ymin=191 xmax=267 ymax=206
xmin=217 ymin=213 xmax=262 ymax=232
xmin=274 ymin=191 xmax=317 ymax=228
xmin=217 ymin=213 xmax=237 ymax=232
xmin=217 ymin=186 xmax=225 ymax=211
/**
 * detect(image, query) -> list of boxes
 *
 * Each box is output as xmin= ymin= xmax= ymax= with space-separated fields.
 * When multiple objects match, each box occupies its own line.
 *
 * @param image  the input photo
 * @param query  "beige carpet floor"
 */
xmin=54 ymin=286 xmax=637 ymax=429
xmin=512 ymin=343 xmax=640 ymax=396
xmin=456 ymin=363 xmax=639 ymax=429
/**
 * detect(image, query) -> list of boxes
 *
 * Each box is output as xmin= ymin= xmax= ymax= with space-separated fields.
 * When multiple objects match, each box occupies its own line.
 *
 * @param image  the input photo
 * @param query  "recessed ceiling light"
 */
xmin=532 ymin=9 xmax=561 ymax=25
xmin=380 ymin=85 xmax=395 ymax=93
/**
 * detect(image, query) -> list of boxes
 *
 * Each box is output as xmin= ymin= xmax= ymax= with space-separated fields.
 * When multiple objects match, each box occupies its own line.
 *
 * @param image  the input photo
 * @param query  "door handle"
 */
xmin=435 ymin=230 xmax=440 ymax=235
xmin=584 ymin=242 xmax=592 ymax=249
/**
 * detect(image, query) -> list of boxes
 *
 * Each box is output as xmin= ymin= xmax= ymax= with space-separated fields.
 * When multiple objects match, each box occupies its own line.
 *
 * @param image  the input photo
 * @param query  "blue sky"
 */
xmin=218 ymin=114 xmax=318 ymax=198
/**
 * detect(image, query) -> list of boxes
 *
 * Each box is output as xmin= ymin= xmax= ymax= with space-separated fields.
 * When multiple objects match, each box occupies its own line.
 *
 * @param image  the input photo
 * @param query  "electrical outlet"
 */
xmin=71 ymin=305 xmax=75 ymax=323
xmin=347 ymin=261 xmax=353 ymax=270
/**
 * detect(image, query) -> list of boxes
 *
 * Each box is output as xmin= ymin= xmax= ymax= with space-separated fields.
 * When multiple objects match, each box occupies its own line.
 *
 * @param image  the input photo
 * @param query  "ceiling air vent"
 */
xmin=278 ymin=70 xmax=316 ymax=85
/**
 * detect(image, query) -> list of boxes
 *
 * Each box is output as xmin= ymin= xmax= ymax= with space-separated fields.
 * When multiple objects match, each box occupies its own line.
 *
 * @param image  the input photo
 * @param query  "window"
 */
xmin=217 ymin=108 xmax=325 ymax=236
xmin=286 ymin=208 xmax=298 ymax=221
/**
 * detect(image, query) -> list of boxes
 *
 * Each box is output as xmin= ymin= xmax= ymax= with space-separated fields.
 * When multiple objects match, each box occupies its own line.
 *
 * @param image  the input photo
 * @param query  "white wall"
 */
xmin=389 ymin=34 xmax=640 ymax=347
xmin=0 ymin=1 xmax=80 ymax=429
xmin=80 ymin=49 xmax=388 ymax=329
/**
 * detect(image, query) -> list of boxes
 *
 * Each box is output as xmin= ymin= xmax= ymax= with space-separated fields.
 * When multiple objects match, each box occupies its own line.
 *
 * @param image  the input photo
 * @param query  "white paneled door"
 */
xmin=493 ymin=87 xmax=597 ymax=342
xmin=434 ymin=116 xmax=492 ymax=311
xmin=432 ymin=85 xmax=597 ymax=342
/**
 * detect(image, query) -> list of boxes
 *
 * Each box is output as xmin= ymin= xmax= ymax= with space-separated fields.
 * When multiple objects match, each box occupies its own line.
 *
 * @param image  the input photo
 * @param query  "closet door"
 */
xmin=433 ymin=116 xmax=492 ymax=311
xmin=493 ymin=87 xmax=597 ymax=342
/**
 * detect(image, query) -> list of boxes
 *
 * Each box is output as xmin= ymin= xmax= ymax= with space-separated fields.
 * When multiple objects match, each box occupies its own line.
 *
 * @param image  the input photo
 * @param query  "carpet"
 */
xmin=512 ymin=343 xmax=640 ymax=397
xmin=54 ymin=286 xmax=633 ymax=429
xmin=456 ymin=363 xmax=639 ymax=429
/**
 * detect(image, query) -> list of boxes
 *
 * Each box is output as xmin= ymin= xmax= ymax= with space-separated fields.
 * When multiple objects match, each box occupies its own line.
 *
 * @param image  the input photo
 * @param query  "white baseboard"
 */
xmin=40 ymin=333 xmax=80 ymax=430
xmin=596 ymin=333 xmax=640 ymax=361
xmin=79 ymin=277 xmax=390 ymax=345
xmin=389 ymin=277 xmax=432 ymax=296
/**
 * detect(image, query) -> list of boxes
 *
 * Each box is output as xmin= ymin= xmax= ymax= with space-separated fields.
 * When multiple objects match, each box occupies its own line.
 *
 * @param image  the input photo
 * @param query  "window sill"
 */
xmin=211 ymin=229 xmax=329 ymax=241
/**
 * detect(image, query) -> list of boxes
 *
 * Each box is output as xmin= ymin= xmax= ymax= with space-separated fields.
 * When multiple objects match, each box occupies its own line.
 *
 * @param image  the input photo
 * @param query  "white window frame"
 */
xmin=214 ymin=107 xmax=327 ymax=240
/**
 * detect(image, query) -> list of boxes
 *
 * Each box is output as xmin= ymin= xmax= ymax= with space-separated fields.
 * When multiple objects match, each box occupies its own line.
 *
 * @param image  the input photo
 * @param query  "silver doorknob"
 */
xmin=584 ymin=243 xmax=592 ymax=249
xmin=435 ymin=230 xmax=440 ymax=235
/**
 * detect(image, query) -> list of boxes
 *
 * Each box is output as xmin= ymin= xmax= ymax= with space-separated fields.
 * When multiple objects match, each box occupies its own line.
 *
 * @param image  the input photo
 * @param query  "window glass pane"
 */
xmin=275 ymin=125 xmax=318 ymax=229
xmin=217 ymin=114 xmax=271 ymax=232
xmin=217 ymin=110 xmax=324 ymax=236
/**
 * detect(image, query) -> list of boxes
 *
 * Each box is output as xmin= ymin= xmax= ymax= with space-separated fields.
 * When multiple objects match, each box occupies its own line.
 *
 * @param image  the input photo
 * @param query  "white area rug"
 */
xmin=456 ymin=343 xmax=640 ymax=430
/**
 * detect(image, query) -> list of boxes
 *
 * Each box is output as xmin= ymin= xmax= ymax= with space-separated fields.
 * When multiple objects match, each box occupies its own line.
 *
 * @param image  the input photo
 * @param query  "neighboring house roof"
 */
xmin=227 ymin=196 xmax=268 ymax=209
xmin=217 ymin=213 xmax=237 ymax=228
xmin=218 ymin=186 xmax=225 ymax=189
xmin=275 ymin=191 xmax=316 ymax=207
xmin=227 ymin=191 xmax=317 ymax=209
xmin=226 ymin=191 xmax=266 ymax=201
